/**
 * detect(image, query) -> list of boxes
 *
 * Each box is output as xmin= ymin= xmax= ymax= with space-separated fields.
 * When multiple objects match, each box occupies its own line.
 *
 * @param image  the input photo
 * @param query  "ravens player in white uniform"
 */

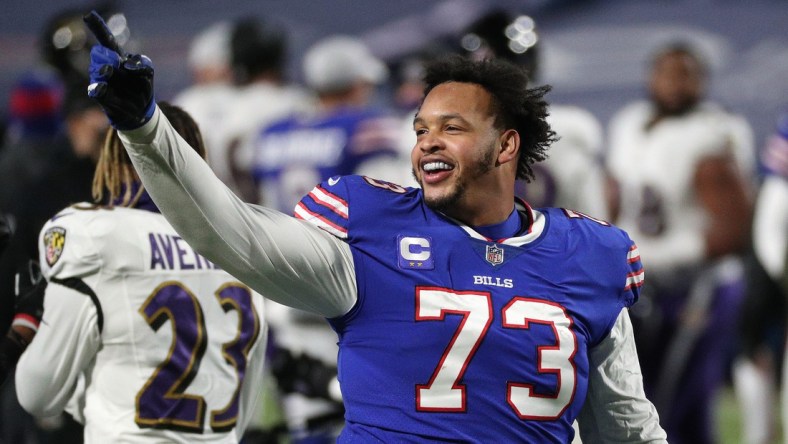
xmin=15 ymin=103 xmax=267 ymax=443
xmin=606 ymin=43 xmax=755 ymax=444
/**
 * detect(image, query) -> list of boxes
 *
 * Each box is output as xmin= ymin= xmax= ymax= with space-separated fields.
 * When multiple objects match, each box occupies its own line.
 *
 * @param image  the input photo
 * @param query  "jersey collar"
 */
xmin=447 ymin=198 xmax=545 ymax=246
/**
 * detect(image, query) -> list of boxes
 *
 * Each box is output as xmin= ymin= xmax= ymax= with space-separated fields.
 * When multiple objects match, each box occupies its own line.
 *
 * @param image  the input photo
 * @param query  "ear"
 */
xmin=496 ymin=129 xmax=520 ymax=166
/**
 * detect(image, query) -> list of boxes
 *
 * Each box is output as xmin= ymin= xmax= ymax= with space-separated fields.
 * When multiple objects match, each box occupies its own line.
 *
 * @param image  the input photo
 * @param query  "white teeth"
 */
xmin=423 ymin=161 xmax=453 ymax=172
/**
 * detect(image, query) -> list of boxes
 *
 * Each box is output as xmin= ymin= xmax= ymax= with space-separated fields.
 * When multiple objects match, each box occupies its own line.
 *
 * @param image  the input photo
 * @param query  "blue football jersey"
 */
xmin=295 ymin=175 xmax=644 ymax=443
xmin=252 ymin=107 xmax=399 ymax=213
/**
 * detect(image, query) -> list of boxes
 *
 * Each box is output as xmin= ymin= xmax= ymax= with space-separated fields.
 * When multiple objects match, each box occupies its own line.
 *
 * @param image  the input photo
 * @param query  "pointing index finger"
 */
xmin=83 ymin=10 xmax=126 ymax=57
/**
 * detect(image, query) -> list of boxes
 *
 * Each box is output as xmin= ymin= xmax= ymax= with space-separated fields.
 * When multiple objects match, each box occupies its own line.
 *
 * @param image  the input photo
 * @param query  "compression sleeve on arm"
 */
xmin=119 ymin=107 xmax=357 ymax=318
xmin=16 ymin=282 xmax=100 ymax=417
xmin=577 ymin=309 xmax=668 ymax=443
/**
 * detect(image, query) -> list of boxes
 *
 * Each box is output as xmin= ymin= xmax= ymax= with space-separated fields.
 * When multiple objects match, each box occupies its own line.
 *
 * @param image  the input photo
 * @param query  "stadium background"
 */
xmin=1 ymin=0 xmax=786 ymax=149
xmin=0 ymin=0 xmax=786 ymax=442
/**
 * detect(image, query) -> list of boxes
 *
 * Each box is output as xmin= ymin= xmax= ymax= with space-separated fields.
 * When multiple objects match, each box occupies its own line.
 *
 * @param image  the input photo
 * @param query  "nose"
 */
xmin=416 ymin=131 xmax=442 ymax=154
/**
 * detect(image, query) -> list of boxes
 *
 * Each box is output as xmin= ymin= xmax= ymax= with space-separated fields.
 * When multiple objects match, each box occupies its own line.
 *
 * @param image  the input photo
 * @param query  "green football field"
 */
xmin=717 ymin=385 xmax=782 ymax=444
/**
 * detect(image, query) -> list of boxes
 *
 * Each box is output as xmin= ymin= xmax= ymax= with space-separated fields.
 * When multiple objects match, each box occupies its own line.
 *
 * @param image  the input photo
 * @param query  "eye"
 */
xmin=415 ymin=127 xmax=428 ymax=136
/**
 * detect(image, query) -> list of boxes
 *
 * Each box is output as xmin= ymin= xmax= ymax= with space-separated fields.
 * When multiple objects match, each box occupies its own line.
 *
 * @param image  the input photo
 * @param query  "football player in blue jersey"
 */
xmin=85 ymin=11 xmax=667 ymax=442
xmin=249 ymin=34 xmax=401 ymax=443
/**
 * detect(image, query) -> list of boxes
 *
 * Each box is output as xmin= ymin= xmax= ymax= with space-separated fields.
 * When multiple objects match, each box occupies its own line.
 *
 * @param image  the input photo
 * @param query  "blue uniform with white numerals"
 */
xmin=294 ymin=175 xmax=643 ymax=443
xmin=252 ymin=107 xmax=399 ymax=213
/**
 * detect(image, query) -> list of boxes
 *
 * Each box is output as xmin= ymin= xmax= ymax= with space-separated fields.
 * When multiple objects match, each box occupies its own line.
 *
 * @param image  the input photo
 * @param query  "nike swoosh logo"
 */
xmin=328 ymin=177 xmax=340 ymax=186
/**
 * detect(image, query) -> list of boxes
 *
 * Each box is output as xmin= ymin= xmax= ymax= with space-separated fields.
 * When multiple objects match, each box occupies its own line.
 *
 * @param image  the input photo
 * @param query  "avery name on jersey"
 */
xmin=473 ymin=275 xmax=514 ymax=288
xmin=149 ymin=233 xmax=219 ymax=271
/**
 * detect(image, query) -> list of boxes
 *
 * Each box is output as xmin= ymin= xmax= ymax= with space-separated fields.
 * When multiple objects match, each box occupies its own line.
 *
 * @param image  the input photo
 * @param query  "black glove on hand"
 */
xmin=0 ymin=213 xmax=12 ymax=257
xmin=270 ymin=347 xmax=339 ymax=402
xmin=13 ymin=260 xmax=46 ymax=331
xmin=85 ymin=11 xmax=155 ymax=130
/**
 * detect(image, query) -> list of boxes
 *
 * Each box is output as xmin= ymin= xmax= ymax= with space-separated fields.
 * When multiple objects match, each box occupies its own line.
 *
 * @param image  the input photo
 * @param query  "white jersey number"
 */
xmin=416 ymin=288 xmax=576 ymax=420
xmin=135 ymin=282 xmax=260 ymax=432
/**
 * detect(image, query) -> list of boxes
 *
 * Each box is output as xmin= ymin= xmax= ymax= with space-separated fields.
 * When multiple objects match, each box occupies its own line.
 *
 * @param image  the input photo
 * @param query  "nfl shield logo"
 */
xmin=485 ymin=244 xmax=504 ymax=266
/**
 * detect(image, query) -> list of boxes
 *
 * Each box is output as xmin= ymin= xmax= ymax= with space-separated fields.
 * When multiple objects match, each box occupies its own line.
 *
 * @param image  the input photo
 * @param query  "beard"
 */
xmin=420 ymin=143 xmax=497 ymax=213
xmin=651 ymin=92 xmax=699 ymax=118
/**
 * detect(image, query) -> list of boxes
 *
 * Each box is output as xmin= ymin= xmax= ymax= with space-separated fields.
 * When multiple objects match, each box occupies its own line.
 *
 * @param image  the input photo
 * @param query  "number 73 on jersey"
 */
xmin=416 ymin=286 xmax=576 ymax=420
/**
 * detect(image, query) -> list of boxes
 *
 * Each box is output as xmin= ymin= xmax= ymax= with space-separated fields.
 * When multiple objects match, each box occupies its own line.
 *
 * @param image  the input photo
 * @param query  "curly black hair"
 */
xmin=421 ymin=54 xmax=556 ymax=182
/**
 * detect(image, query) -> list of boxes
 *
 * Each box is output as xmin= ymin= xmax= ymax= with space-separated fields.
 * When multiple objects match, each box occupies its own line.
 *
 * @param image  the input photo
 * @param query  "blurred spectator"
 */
xmin=0 ymin=255 xmax=45 ymax=388
xmin=605 ymin=42 xmax=756 ymax=444
xmin=252 ymin=34 xmax=401 ymax=208
xmin=3 ymin=70 xmax=63 ymax=148
xmin=217 ymin=17 xmax=315 ymax=201
xmin=0 ymin=86 xmax=103 ymax=444
xmin=0 ymin=70 xmax=64 ymax=210
xmin=39 ymin=3 xmax=132 ymax=94
xmin=172 ymin=21 xmax=239 ymax=190
xmin=38 ymin=7 xmax=93 ymax=92
xmin=0 ymin=3 xmax=125 ymax=320
xmin=249 ymin=34 xmax=402 ymax=443
xmin=0 ymin=5 xmax=128 ymax=441
xmin=752 ymin=109 xmax=788 ymax=443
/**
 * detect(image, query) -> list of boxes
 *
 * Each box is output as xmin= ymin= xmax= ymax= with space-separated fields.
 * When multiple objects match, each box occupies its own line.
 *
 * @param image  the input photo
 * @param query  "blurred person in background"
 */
xmin=0 ymin=2 xmax=127 ymax=330
xmin=252 ymin=35 xmax=401 ymax=209
xmin=0 ymin=7 xmax=126 ymax=442
xmin=751 ymin=109 xmax=788 ymax=444
xmin=172 ymin=21 xmax=239 ymax=192
xmin=455 ymin=9 xmax=610 ymax=220
xmin=0 ymin=215 xmax=47 ymax=444
xmin=0 ymin=65 xmax=106 ymax=444
xmin=15 ymin=102 xmax=268 ymax=443
xmin=0 ymin=216 xmax=45 ymax=389
xmin=1 ymin=70 xmax=63 ymax=150
xmin=0 ymin=70 xmax=66 ymax=233
xmin=250 ymin=34 xmax=402 ymax=443
xmin=0 ymin=85 xmax=106 ymax=320
xmin=605 ymin=42 xmax=757 ymax=444
xmin=218 ymin=17 xmax=315 ymax=201
xmin=0 ymin=87 xmax=106 ymax=307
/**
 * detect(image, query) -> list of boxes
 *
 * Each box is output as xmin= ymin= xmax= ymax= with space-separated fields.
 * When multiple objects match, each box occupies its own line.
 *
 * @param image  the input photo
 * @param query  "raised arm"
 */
xmin=84 ymin=11 xmax=356 ymax=318
xmin=121 ymin=110 xmax=356 ymax=317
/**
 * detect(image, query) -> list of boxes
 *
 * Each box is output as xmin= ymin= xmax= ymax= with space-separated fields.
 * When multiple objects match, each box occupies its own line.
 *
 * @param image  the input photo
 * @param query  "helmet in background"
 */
xmin=458 ymin=10 xmax=540 ymax=81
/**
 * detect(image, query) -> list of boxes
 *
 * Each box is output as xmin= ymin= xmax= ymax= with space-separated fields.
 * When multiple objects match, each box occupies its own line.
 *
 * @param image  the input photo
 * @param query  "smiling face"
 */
xmin=412 ymin=81 xmax=519 ymax=225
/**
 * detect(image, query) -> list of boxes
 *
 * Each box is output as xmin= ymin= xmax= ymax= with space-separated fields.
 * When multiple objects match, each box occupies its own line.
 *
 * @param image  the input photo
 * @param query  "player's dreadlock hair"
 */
xmin=92 ymin=102 xmax=206 ymax=207
xmin=421 ymin=54 xmax=555 ymax=182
